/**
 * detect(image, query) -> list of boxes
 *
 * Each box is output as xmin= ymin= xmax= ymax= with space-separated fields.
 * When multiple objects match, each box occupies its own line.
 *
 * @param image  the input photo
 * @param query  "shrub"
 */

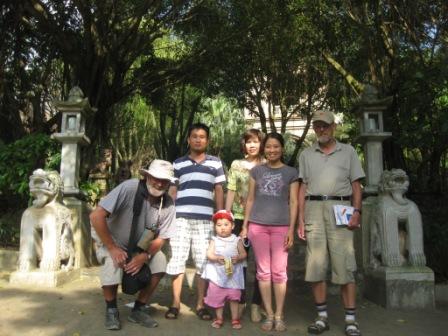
xmin=0 ymin=133 xmax=61 ymax=206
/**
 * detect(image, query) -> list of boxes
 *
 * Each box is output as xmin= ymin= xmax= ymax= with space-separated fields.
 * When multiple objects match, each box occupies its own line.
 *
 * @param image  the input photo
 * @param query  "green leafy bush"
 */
xmin=0 ymin=133 xmax=61 ymax=205
xmin=79 ymin=180 xmax=102 ymax=206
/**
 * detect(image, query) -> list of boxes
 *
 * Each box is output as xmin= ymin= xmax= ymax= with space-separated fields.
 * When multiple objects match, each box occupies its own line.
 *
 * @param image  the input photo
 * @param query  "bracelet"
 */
xmin=353 ymin=208 xmax=362 ymax=214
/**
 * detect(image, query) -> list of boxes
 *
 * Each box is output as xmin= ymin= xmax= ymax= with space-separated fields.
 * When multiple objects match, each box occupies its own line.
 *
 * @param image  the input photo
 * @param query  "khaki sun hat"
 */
xmin=139 ymin=159 xmax=178 ymax=183
xmin=312 ymin=110 xmax=335 ymax=124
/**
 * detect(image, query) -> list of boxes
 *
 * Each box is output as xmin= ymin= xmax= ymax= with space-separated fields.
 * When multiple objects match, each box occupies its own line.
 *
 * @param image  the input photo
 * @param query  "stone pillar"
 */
xmin=52 ymin=87 xmax=95 ymax=267
xmin=358 ymin=134 xmax=391 ymax=194
xmin=352 ymin=85 xmax=392 ymax=194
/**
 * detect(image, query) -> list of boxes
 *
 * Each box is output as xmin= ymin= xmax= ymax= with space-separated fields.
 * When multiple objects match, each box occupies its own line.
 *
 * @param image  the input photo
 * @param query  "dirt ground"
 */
xmin=0 ymin=267 xmax=447 ymax=336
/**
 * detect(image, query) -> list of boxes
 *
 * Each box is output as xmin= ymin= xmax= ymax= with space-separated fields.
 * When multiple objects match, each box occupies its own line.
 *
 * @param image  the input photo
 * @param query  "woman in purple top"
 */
xmin=241 ymin=133 xmax=299 ymax=332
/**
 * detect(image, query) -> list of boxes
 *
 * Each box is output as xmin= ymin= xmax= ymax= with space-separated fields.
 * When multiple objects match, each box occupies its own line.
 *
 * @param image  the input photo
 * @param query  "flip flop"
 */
xmin=164 ymin=307 xmax=179 ymax=319
xmin=196 ymin=308 xmax=212 ymax=321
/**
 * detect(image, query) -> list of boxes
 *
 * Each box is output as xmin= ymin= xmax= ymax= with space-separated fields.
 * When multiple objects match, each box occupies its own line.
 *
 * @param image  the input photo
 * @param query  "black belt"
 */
xmin=306 ymin=195 xmax=351 ymax=201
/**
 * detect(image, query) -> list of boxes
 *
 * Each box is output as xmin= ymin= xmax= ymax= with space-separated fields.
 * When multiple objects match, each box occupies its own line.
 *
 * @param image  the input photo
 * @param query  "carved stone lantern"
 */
xmin=353 ymin=85 xmax=392 ymax=194
xmin=360 ymin=110 xmax=384 ymax=133
xmin=51 ymin=86 xmax=95 ymax=268
xmin=52 ymin=87 xmax=92 ymax=195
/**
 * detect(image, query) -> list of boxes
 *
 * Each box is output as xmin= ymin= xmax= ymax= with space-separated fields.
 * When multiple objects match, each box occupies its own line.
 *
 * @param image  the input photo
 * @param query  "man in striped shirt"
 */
xmin=165 ymin=123 xmax=226 ymax=321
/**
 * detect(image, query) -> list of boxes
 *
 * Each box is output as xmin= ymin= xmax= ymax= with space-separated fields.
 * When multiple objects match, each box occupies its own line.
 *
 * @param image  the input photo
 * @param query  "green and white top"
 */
xmin=227 ymin=159 xmax=263 ymax=220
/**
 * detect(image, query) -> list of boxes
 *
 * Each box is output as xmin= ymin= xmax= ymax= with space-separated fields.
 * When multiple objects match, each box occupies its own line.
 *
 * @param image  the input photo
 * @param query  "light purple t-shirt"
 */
xmin=249 ymin=164 xmax=299 ymax=226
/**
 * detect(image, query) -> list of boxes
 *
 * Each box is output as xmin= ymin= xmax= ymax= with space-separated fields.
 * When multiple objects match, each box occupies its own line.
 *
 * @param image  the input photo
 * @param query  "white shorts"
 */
xmin=166 ymin=218 xmax=213 ymax=275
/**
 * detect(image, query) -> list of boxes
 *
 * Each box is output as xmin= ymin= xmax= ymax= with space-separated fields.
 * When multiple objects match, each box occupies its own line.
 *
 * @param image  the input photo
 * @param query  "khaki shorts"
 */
xmin=96 ymin=245 xmax=167 ymax=286
xmin=304 ymin=200 xmax=356 ymax=284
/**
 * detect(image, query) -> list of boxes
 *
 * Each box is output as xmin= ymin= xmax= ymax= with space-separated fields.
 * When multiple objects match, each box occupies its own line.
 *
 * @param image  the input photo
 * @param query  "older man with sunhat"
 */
xmin=297 ymin=110 xmax=365 ymax=336
xmin=91 ymin=159 xmax=178 ymax=330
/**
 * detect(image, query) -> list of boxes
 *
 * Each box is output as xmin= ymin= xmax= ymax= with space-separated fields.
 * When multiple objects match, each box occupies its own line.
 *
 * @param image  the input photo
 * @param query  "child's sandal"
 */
xmin=211 ymin=318 xmax=224 ymax=329
xmin=232 ymin=319 xmax=242 ymax=329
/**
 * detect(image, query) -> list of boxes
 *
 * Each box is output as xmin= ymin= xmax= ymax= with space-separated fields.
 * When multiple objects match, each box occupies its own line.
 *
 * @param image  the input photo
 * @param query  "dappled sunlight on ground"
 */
xmin=0 ymin=267 xmax=447 ymax=336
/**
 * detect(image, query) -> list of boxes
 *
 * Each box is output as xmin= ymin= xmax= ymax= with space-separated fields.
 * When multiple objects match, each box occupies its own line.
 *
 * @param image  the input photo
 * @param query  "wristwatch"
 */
xmin=143 ymin=251 xmax=151 ymax=260
xmin=353 ymin=208 xmax=362 ymax=214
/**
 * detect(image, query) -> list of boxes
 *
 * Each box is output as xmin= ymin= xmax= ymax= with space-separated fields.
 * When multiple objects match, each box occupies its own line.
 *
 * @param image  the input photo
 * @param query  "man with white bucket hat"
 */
xmin=90 ymin=159 xmax=177 ymax=330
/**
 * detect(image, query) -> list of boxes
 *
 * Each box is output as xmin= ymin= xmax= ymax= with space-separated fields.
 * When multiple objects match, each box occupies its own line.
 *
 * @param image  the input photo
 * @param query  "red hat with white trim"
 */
xmin=212 ymin=210 xmax=234 ymax=223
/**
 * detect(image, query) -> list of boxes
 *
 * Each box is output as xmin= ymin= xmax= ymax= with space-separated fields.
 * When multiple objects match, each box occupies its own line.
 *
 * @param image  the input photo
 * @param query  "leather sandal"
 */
xmin=261 ymin=316 xmax=274 ymax=331
xmin=196 ymin=307 xmax=212 ymax=321
xmin=308 ymin=316 xmax=330 ymax=334
xmin=345 ymin=321 xmax=361 ymax=336
xmin=274 ymin=316 xmax=287 ymax=332
xmin=164 ymin=307 xmax=179 ymax=320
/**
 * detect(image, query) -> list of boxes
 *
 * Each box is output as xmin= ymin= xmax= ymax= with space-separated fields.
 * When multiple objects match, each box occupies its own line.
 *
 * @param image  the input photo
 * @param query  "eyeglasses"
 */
xmin=312 ymin=123 xmax=331 ymax=130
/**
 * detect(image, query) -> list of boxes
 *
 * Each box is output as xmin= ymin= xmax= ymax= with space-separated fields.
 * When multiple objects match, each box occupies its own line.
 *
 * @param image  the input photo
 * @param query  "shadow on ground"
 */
xmin=0 ymin=268 xmax=447 ymax=336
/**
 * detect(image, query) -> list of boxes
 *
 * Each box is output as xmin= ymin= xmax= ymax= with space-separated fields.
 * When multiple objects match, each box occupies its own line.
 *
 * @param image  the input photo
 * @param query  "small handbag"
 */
xmin=121 ymin=180 xmax=153 ymax=295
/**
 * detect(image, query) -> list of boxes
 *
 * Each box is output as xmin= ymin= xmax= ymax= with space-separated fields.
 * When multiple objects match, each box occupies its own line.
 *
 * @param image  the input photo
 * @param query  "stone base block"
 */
xmin=9 ymin=268 xmax=80 ymax=287
xmin=364 ymin=266 xmax=435 ymax=309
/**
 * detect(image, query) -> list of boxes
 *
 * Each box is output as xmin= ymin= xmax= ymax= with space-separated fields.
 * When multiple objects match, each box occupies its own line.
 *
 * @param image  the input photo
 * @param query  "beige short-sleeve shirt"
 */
xmin=298 ymin=141 xmax=365 ymax=196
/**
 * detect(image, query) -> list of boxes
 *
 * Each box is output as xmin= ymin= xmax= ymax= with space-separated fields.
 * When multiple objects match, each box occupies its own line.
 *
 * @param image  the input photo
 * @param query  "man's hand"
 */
xmin=347 ymin=211 xmax=361 ymax=230
xmin=297 ymin=220 xmax=306 ymax=240
xmin=124 ymin=253 xmax=147 ymax=276
xmin=108 ymin=245 xmax=128 ymax=268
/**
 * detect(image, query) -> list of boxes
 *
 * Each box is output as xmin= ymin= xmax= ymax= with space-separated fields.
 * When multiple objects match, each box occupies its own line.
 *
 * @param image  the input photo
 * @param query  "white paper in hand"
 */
xmin=333 ymin=205 xmax=354 ymax=226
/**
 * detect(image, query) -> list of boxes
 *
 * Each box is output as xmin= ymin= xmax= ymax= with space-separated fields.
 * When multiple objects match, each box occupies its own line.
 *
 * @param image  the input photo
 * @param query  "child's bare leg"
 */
xmin=230 ymin=301 xmax=242 ymax=329
xmin=211 ymin=307 xmax=224 ymax=328
xmin=215 ymin=307 xmax=224 ymax=320
xmin=230 ymin=301 xmax=239 ymax=320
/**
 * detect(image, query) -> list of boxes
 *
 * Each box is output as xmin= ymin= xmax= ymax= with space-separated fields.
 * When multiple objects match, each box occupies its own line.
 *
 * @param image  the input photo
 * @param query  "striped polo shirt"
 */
xmin=173 ymin=154 xmax=226 ymax=220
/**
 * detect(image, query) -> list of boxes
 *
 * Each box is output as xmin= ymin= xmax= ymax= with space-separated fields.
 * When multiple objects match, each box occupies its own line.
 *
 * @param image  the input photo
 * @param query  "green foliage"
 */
xmin=0 ymin=211 xmax=22 ymax=247
xmin=414 ymin=195 xmax=448 ymax=282
xmin=199 ymin=95 xmax=246 ymax=167
xmin=109 ymin=94 xmax=157 ymax=169
xmin=0 ymin=133 xmax=60 ymax=203
xmin=79 ymin=181 xmax=102 ymax=206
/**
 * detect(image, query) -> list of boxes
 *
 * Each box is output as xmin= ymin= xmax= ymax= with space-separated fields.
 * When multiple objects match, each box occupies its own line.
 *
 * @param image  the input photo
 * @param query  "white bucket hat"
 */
xmin=139 ymin=160 xmax=178 ymax=183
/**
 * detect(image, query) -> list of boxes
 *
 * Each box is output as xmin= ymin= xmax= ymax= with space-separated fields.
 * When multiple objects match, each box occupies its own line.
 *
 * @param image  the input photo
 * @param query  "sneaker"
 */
xmin=105 ymin=307 xmax=121 ymax=330
xmin=128 ymin=308 xmax=159 ymax=328
xmin=251 ymin=304 xmax=262 ymax=322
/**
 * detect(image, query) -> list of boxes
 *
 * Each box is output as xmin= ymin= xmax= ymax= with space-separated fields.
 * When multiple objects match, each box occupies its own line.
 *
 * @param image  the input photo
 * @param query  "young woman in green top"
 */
xmin=225 ymin=129 xmax=265 ymax=322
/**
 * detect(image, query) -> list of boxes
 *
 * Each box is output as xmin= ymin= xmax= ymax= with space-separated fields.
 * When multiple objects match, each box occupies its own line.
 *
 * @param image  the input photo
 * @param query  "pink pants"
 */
xmin=204 ymin=282 xmax=242 ymax=308
xmin=248 ymin=222 xmax=289 ymax=283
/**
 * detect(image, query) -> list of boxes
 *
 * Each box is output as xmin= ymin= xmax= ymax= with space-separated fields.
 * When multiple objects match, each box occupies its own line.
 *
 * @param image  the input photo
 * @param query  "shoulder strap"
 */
xmin=127 ymin=179 xmax=149 ymax=252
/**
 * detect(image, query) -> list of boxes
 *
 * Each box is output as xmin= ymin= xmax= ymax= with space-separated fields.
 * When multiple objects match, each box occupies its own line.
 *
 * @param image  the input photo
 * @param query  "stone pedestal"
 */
xmin=64 ymin=196 xmax=93 ymax=268
xmin=10 ymin=268 xmax=80 ymax=287
xmin=355 ymin=196 xmax=377 ymax=272
xmin=364 ymin=266 xmax=435 ymax=309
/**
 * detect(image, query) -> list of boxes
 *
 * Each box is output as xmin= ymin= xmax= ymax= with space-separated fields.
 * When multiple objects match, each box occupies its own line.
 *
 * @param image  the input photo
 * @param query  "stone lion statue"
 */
xmin=18 ymin=169 xmax=75 ymax=272
xmin=369 ymin=169 xmax=426 ymax=268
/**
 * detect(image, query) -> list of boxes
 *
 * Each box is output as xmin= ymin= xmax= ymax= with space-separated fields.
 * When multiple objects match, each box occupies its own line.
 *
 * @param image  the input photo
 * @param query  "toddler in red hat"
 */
xmin=202 ymin=210 xmax=247 ymax=329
